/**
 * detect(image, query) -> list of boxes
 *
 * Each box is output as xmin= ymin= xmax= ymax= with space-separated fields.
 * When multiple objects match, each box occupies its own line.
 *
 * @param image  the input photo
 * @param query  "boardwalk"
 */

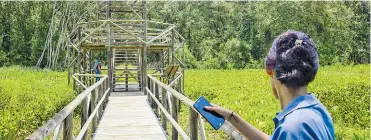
xmin=93 ymin=92 xmax=167 ymax=140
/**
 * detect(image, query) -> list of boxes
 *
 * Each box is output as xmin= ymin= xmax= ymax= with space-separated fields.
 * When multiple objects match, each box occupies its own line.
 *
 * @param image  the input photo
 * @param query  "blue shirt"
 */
xmin=270 ymin=93 xmax=335 ymax=140
xmin=94 ymin=61 xmax=100 ymax=74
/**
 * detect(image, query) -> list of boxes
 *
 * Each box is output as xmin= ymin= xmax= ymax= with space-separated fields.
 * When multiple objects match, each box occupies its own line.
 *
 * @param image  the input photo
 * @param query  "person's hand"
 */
xmin=204 ymin=104 xmax=232 ymax=119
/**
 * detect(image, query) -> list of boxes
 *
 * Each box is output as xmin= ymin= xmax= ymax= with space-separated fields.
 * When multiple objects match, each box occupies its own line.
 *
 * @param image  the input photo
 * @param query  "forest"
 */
xmin=0 ymin=1 xmax=370 ymax=139
xmin=0 ymin=1 xmax=369 ymax=68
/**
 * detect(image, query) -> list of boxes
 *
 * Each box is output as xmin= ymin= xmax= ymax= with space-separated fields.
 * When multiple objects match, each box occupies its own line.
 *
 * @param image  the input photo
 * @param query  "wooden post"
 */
xmin=178 ymin=76 xmax=182 ymax=112
xmin=82 ymin=51 xmax=86 ymax=84
xmin=91 ymin=88 xmax=98 ymax=132
xmin=89 ymin=51 xmax=93 ymax=86
xmin=141 ymin=0 xmax=147 ymax=93
xmin=171 ymin=29 xmax=175 ymax=64
xmin=189 ymin=108 xmax=199 ymax=140
xmin=147 ymin=77 xmax=152 ymax=106
xmin=67 ymin=38 xmax=70 ymax=83
xmin=171 ymin=94 xmax=178 ymax=140
xmin=154 ymin=82 xmax=159 ymax=116
xmin=103 ymin=78 xmax=108 ymax=108
xmin=107 ymin=24 xmax=113 ymax=93
xmin=106 ymin=0 xmax=110 ymax=19
xmin=98 ymin=83 xmax=104 ymax=120
xmin=152 ymin=79 xmax=156 ymax=108
xmin=106 ymin=78 xmax=110 ymax=97
xmin=63 ymin=112 xmax=73 ymax=140
xmin=77 ymin=56 xmax=82 ymax=93
xmin=73 ymin=50 xmax=76 ymax=90
xmin=125 ymin=73 xmax=128 ymax=91
xmin=161 ymin=87 xmax=167 ymax=132
xmin=137 ymin=49 xmax=141 ymax=91
xmin=81 ymin=96 xmax=88 ymax=140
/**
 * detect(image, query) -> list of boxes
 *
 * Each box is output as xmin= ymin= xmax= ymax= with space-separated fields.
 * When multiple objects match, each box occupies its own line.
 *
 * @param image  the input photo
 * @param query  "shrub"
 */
xmin=0 ymin=66 xmax=75 ymax=139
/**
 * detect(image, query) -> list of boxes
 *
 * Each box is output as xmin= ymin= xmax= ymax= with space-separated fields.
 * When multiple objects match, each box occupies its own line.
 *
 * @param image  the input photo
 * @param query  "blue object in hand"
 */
xmin=193 ymin=96 xmax=225 ymax=130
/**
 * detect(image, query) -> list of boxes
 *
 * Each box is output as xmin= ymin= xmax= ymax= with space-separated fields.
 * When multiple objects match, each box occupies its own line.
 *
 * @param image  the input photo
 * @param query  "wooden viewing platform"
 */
xmin=26 ymin=1 xmax=245 ymax=140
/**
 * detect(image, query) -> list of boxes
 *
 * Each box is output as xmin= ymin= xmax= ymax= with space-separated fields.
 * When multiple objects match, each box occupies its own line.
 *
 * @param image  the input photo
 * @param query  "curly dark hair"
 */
xmin=265 ymin=30 xmax=319 ymax=88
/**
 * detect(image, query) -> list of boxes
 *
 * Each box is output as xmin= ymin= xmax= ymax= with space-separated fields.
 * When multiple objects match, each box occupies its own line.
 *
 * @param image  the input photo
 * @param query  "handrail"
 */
xmin=173 ymin=29 xmax=185 ymax=41
xmin=75 ymin=21 xmax=108 ymax=48
xmin=147 ymin=74 xmax=245 ymax=140
xmin=77 ymin=19 xmax=144 ymax=25
xmin=76 ymin=87 xmax=110 ymax=140
xmin=147 ymin=20 xmax=175 ymax=26
xmin=145 ymin=87 xmax=190 ymax=140
xmin=148 ymin=75 xmax=194 ymax=106
xmin=26 ymin=75 xmax=109 ymax=140
xmin=108 ymin=20 xmax=147 ymax=44
xmin=146 ymin=26 xmax=175 ymax=44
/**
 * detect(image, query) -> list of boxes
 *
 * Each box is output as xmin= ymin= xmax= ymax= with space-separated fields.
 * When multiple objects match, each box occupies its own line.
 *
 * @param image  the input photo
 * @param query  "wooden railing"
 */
xmin=26 ymin=75 xmax=110 ymax=140
xmin=146 ymin=74 xmax=245 ymax=140
xmin=70 ymin=19 xmax=184 ymax=49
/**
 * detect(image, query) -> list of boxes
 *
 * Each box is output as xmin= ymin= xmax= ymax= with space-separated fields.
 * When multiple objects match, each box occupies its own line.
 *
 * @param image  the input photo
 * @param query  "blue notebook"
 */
xmin=193 ymin=96 xmax=225 ymax=130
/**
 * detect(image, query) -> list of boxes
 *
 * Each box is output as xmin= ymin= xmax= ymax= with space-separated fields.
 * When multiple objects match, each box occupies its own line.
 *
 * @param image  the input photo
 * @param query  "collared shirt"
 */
xmin=270 ymin=93 xmax=335 ymax=140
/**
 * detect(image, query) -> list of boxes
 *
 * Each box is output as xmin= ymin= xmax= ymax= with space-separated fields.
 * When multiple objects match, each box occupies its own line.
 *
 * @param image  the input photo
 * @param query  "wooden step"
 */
xmin=114 ymin=76 xmax=140 ymax=78
xmin=113 ymin=87 xmax=141 ymax=90
xmin=114 ymin=80 xmax=140 ymax=82
xmin=114 ymin=60 xmax=138 ymax=62
xmin=114 ymin=59 xmax=139 ymax=62
xmin=114 ymin=68 xmax=139 ymax=71
xmin=114 ymin=57 xmax=139 ymax=59
xmin=113 ymin=84 xmax=140 ymax=86
xmin=114 ymin=54 xmax=138 ymax=56
xmin=113 ymin=74 xmax=140 ymax=77
xmin=113 ymin=68 xmax=140 ymax=71
xmin=114 ymin=56 xmax=139 ymax=59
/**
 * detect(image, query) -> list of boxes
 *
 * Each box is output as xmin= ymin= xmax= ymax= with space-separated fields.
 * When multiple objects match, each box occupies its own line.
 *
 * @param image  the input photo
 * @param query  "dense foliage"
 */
xmin=0 ymin=66 xmax=75 ymax=139
xmin=0 ymin=1 xmax=97 ymax=67
xmin=0 ymin=1 xmax=369 ymax=69
xmin=149 ymin=1 xmax=370 ymax=69
xmin=181 ymin=65 xmax=370 ymax=139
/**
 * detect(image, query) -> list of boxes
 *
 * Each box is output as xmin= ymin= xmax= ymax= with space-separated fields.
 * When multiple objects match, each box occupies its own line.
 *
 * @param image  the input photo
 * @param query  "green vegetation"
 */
xmin=0 ymin=66 xmax=75 ymax=139
xmin=180 ymin=65 xmax=369 ymax=139
xmin=150 ymin=1 xmax=370 ymax=68
xmin=0 ymin=1 xmax=369 ymax=139
xmin=0 ymin=1 xmax=369 ymax=69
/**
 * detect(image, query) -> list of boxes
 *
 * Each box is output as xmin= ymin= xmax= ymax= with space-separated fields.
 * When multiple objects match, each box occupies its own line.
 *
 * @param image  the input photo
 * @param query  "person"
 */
xmin=205 ymin=30 xmax=335 ymax=140
xmin=94 ymin=59 xmax=101 ymax=82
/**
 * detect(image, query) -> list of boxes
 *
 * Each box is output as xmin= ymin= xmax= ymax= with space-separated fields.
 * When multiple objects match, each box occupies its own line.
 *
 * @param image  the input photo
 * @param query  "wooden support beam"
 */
xmin=189 ymin=108 xmax=199 ymax=140
xmin=63 ymin=113 xmax=73 ymax=140
xmin=161 ymin=87 xmax=167 ymax=131
xmin=147 ymin=26 xmax=175 ymax=44
xmin=147 ymin=77 xmax=152 ymax=104
xmin=199 ymin=116 xmax=207 ymax=140
xmin=171 ymin=93 xmax=178 ymax=140
xmin=154 ymin=82 xmax=159 ymax=116
xmin=80 ymin=96 xmax=88 ymax=140
xmin=91 ymin=88 xmax=98 ymax=132
xmin=153 ymin=81 xmax=159 ymax=116
xmin=98 ymin=83 xmax=104 ymax=119
xmin=52 ymin=124 xmax=62 ymax=140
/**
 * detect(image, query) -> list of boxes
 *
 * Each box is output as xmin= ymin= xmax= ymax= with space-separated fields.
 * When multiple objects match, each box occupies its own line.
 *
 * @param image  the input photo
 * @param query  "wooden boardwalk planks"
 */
xmin=93 ymin=95 xmax=167 ymax=140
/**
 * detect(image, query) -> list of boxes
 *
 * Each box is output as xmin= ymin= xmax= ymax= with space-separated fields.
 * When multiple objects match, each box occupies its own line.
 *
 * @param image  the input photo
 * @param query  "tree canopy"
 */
xmin=0 ymin=1 xmax=369 ymax=69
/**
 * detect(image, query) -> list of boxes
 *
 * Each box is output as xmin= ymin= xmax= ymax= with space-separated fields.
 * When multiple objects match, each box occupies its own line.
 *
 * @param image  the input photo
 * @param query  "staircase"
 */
xmin=112 ymin=49 xmax=141 ymax=92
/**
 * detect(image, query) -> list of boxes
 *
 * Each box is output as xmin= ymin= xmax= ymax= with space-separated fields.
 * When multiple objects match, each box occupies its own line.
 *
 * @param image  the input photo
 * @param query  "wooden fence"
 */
xmin=147 ymin=74 xmax=245 ymax=140
xmin=26 ymin=75 xmax=110 ymax=140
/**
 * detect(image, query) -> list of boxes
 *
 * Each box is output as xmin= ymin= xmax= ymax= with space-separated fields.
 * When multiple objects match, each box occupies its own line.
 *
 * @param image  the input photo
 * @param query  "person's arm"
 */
xmin=205 ymin=105 xmax=270 ymax=140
